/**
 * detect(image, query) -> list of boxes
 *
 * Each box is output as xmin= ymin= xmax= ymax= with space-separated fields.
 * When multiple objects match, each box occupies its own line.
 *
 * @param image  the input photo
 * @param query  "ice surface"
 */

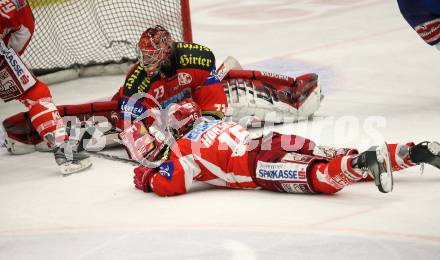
xmin=1 ymin=0 xmax=440 ymax=259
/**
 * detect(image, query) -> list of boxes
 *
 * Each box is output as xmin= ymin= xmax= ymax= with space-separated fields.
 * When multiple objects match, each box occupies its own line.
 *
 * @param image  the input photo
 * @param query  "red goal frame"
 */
xmin=181 ymin=0 xmax=193 ymax=42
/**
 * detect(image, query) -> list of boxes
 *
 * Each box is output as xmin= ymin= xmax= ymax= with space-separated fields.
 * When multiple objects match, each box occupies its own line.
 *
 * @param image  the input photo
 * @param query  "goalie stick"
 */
xmin=216 ymin=56 xmax=243 ymax=81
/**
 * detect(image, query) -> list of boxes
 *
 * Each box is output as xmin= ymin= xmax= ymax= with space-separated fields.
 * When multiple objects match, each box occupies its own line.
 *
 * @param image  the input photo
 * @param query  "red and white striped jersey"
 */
xmin=0 ymin=0 xmax=34 ymax=55
xmin=149 ymin=120 xmax=258 ymax=196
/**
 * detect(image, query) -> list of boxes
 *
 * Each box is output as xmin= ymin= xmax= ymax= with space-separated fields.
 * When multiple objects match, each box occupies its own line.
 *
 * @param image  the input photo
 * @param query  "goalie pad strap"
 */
xmin=225 ymin=69 xmax=296 ymax=87
xmin=58 ymin=100 xmax=119 ymax=121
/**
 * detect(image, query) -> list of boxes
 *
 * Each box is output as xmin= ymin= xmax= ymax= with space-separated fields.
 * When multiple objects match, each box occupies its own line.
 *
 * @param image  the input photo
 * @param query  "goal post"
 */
xmin=180 ymin=0 xmax=192 ymax=43
xmin=23 ymin=0 xmax=192 ymax=84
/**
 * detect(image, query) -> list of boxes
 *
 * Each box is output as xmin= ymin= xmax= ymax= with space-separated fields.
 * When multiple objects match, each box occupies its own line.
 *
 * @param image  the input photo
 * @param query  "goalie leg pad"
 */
xmin=222 ymin=70 xmax=321 ymax=123
xmin=294 ymin=73 xmax=322 ymax=119
xmin=60 ymin=100 xmax=120 ymax=151
xmin=59 ymin=100 xmax=119 ymax=124
xmin=3 ymin=100 xmax=120 ymax=154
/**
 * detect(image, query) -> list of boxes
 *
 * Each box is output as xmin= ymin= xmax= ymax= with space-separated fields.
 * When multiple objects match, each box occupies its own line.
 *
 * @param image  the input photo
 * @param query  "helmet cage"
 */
xmin=137 ymin=47 xmax=164 ymax=68
xmin=137 ymin=25 xmax=172 ymax=70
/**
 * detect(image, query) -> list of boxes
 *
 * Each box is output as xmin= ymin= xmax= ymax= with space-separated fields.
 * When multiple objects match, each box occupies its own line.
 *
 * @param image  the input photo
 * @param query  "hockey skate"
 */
xmin=46 ymin=133 xmax=92 ymax=175
xmin=351 ymin=143 xmax=393 ymax=193
xmin=409 ymin=141 xmax=440 ymax=169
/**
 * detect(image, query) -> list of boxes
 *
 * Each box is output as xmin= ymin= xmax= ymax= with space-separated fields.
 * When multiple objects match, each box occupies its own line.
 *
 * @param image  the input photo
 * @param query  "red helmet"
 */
xmin=137 ymin=25 xmax=173 ymax=76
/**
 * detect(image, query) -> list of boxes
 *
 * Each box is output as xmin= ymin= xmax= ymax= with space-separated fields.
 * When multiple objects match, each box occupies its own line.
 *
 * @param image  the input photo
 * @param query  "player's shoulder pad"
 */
xmin=173 ymin=42 xmax=215 ymax=72
xmin=123 ymin=62 xmax=160 ymax=96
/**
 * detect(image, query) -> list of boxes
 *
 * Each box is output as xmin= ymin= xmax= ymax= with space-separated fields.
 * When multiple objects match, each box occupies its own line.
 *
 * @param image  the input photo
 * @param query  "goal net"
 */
xmin=23 ymin=0 xmax=192 ymax=83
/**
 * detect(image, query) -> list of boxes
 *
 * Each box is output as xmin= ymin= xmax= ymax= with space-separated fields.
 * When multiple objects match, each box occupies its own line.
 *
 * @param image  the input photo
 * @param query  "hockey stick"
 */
xmin=86 ymin=150 xmax=139 ymax=165
xmin=216 ymin=56 xmax=243 ymax=81
xmin=78 ymin=126 xmax=139 ymax=165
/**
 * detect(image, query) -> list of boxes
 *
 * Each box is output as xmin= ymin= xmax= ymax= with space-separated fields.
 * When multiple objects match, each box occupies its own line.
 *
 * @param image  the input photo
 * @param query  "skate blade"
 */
xmin=376 ymin=142 xmax=393 ymax=193
xmin=60 ymin=158 xmax=93 ymax=176
xmin=427 ymin=141 xmax=440 ymax=169
xmin=428 ymin=142 xmax=440 ymax=156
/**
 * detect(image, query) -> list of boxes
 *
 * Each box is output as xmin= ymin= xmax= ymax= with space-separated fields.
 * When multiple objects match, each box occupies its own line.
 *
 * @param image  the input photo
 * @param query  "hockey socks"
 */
xmin=388 ymin=142 xmax=440 ymax=170
xmin=311 ymin=156 xmax=364 ymax=194
xmin=19 ymin=81 xmax=92 ymax=175
xmin=19 ymin=81 xmax=67 ymax=142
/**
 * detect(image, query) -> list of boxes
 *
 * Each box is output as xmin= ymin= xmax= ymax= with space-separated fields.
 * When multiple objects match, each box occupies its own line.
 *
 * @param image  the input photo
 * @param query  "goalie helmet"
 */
xmin=137 ymin=25 xmax=173 ymax=77
xmin=167 ymin=100 xmax=202 ymax=137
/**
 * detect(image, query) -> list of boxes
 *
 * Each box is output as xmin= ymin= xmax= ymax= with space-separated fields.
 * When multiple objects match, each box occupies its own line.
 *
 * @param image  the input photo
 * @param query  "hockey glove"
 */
xmin=133 ymin=165 xmax=156 ymax=192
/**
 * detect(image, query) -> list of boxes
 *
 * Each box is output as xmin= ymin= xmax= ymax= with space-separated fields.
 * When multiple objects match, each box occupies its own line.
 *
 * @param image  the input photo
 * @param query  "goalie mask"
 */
xmin=137 ymin=25 xmax=173 ymax=77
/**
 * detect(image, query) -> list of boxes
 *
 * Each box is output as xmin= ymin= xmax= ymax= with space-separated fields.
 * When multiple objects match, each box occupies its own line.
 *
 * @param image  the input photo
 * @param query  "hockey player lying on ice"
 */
xmin=2 ymin=25 xmax=322 ymax=155
xmin=0 ymin=0 xmax=91 ymax=174
xmin=129 ymin=100 xmax=440 ymax=196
